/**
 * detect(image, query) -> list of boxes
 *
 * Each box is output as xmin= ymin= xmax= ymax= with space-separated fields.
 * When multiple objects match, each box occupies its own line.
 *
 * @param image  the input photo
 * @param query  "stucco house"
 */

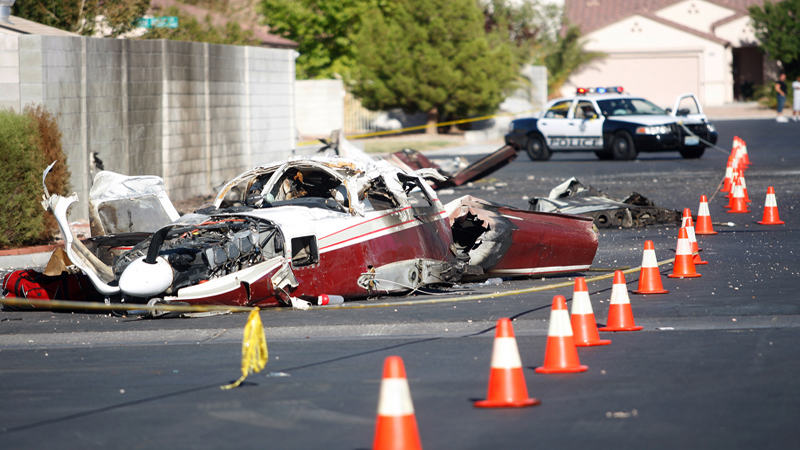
xmin=563 ymin=0 xmax=776 ymax=107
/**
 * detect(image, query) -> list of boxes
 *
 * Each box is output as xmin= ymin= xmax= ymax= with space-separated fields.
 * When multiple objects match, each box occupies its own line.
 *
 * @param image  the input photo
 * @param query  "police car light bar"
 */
xmin=577 ymin=86 xmax=624 ymax=95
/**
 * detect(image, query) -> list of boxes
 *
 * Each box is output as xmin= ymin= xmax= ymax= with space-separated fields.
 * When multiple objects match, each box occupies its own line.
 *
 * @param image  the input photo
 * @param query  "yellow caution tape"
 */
xmin=314 ymin=259 xmax=675 ymax=310
xmin=0 ymin=297 xmax=256 ymax=313
xmin=296 ymin=110 xmax=537 ymax=147
xmin=0 ymin=259 xmax=674 ymax=313
xmin=221 ymin=308 xmax=268 ymax=390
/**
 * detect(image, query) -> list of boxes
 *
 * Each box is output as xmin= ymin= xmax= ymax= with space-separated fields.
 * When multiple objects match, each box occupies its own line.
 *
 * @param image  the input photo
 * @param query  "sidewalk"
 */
xmin=0 ymin=247 xmax=55 ymax=271
xmin=704 ymin=101 xmax=776 ymax=121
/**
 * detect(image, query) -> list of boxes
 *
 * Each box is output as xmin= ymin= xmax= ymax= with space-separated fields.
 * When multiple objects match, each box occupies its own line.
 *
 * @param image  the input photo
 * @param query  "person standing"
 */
xmin=775 ymin=73 xmax=788 ymax=123
xmin=792 ymin=74 xmax=800 ymax=122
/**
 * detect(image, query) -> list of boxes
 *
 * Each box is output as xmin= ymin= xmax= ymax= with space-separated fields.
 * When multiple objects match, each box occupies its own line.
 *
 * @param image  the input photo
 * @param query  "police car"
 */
xmin=505 ymin=87 xmax=718 ymax=160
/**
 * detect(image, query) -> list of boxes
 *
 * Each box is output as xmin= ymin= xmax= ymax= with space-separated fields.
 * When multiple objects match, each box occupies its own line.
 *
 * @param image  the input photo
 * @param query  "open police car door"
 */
xmin=670 ymin=93 xmax=706 ymax=123
xmin=669 ymin=93 xmax=714 ymax=154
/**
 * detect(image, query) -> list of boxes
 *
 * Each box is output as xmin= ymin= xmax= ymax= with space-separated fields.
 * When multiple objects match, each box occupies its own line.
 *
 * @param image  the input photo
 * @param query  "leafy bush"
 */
xmin=755 ymin=82 xmax=794 ymax=109
xmin=0 ymin=106 xmax=71 ymax=249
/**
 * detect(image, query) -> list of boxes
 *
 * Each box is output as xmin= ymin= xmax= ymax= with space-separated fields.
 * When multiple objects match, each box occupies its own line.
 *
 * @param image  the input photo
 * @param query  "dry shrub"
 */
xmin=25 ymin=105 xmax=72 ymax=241
xmin=0 ymin=105 xmax=71 ymax=249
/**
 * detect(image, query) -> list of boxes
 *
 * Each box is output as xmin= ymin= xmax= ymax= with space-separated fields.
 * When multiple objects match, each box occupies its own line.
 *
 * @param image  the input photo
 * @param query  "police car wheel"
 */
xmin=611 ymin=132 xmax=637 ymax=160
xmin=595 ymin=150 xmax=614 ymax=160
xmin=526 ymin=134 xmax=551 ymax=161
xmin=679 ymin=146 xmax=706 ymax=159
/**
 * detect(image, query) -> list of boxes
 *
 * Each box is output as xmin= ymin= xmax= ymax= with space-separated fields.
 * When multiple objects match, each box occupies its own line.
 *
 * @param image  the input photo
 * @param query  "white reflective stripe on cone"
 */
xmin=681 ymin=216 xmax=689 ymax=227
xmin=766 ymin=194 xmax=777 ymax=207
xmin=547 ymin=310 xmax=573 ymax=337
xmin=490 ymin=337 xmax=523 ymax=369
xmin=686 ymin=225 xmax=697 ymax=244
xmin=641 ymin=250 xmax=658 ymax=268
xmin=698 ymin=201 xmax=710 ymax=216
xmin=609 ymin=283 xmax=630 ymax=305
xmin=676 ymin=238 xmax=692 ymax=255
xmin=377 ymin=379 xmax=415 ymax=416
xmin=571 ymin=291 xmax=594 ymax=315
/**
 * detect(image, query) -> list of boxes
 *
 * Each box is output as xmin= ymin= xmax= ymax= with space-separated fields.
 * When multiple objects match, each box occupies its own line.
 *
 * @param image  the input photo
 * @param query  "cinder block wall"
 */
xmin=0 ymin=35 xmax=298 ymax=220
xmin=295 ymin=79 xmax=344 ymax=138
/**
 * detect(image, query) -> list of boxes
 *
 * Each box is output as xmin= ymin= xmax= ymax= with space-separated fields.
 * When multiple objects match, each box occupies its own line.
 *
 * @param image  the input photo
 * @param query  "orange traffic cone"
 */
xmin=598 ymin=271 xmax=643 ymax=332
xmin=668 ymin=228 xmax=701 ymax=278
xmin=758 ymin=186 xmax=785 ymax=225
xmin=733 ymin=137 xmax=746 ymax=169
xmin=738 ymin=170 xmax=752 ymax=203
xmin=727 ymin=178 xmax=751 ymax=214
xmin=474 ymin=318 xmax=540 ymax=408
xmin=683 ymin=216 xmax=707 ymax=265
xmin=740 ymin=137 xmax=751 ymax=166
xmin=681 ymin=208 xmax=691 ymax=227
xmin=373 ymin=356 xmax=423 ymax=450
xmin=680 ymin=209 xmax=702 ymax=248
xmin=632 ymin=240 xmax=669 ymax=294
xmin=535 ymin=295 xmax=588 ymax=374
xmin=570 ymin=278 xmax=611 ymax=347
xmin=721 ymin=157 xmax=734 ymax=193
xmin=695 ymin=195 xmax=717 ymax=235
xmin=725 ymin=171 xmax=738 ymax=201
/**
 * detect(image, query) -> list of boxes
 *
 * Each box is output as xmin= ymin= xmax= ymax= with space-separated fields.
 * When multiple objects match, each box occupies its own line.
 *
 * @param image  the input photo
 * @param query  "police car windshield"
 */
xmin=597 ymin=98 xmax=666 ymax=116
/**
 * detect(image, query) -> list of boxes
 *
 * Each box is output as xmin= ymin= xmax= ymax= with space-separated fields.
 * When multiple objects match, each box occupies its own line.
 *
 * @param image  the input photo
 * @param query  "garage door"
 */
xmin=568 ymin=54 xmax=701 ymax=109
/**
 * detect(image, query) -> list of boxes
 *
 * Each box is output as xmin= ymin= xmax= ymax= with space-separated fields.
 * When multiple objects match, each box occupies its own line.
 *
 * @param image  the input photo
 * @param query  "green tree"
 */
xmin=11 ymin=0 xmax=149 ymax=37
xmin=351 ymin=0 xmax=518 ymax=134
xmin=750 ymin=0 xmax=800 ymax=79
xmin=259 ymin=0 xmax=372 ymax=80
xmin=482 ymin=0 xmax=562 ymax=103
xmin=543 ymin=24 xmax=606 ymax=97
xmin=482 ymin=0 xmax=561 ymax=64
xmin=139 ymin=7 xmax=258 ymax=46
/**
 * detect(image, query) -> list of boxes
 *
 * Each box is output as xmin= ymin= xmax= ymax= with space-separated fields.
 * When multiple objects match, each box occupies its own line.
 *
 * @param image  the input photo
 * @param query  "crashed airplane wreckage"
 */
xmin=528 ymin=178 xmax=682 ymax=228
xmin=6 ymin=152 xmax=598 ymax=310
xmin=316 ymin=129 xmax=521 ymax=190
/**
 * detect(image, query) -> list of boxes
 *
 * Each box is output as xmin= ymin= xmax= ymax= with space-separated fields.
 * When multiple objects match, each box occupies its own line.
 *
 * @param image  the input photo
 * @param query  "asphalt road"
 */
xmin=1 ymin=119 xmax=799 ymax=449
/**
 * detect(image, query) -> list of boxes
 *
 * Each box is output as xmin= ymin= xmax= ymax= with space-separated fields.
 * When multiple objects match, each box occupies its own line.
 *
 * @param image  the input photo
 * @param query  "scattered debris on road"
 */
xmin=528 ymin=178 xmax=682 ymax=228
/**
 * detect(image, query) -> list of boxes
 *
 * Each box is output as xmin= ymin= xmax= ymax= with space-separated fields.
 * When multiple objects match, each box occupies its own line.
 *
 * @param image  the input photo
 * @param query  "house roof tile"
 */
xmin=564 ymin=0 xmax=770 ymax=36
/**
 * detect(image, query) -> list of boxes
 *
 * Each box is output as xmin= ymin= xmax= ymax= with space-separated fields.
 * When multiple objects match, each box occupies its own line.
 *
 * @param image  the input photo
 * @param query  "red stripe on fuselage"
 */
xmin=319 ymin=209 xmax=448 ymax=252
xmin=320 ymin=207 xmax=412 ymax=240
xmin=319 ymin=218 xmax=418 ymax=251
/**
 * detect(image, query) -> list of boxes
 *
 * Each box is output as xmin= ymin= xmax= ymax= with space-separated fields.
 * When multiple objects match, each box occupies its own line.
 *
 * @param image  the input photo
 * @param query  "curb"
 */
xmin=0 ymin=243 xmax=63 ymax=257
xmin=0 ymin=251 xmax=53 ymax=270
xmin=0 ymin=244 xmax=62 ymax=271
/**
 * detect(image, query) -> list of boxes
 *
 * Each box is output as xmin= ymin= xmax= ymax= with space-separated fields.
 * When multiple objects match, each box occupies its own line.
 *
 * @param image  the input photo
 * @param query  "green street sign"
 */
xmin=137 ymin=16 xmax=179 ymax=29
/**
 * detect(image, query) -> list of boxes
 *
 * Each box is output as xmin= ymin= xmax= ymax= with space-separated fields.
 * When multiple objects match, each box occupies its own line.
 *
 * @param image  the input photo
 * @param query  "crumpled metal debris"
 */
xmin=317 ymin=129 xmax=520 ymax=190
xmin=528 ymin=178 xmax=681 ymax=228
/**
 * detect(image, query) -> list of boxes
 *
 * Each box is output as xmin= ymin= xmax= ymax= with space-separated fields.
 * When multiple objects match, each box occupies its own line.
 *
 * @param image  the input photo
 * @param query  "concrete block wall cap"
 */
xmin=0 ymin=34 xmax=20 ymax=48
